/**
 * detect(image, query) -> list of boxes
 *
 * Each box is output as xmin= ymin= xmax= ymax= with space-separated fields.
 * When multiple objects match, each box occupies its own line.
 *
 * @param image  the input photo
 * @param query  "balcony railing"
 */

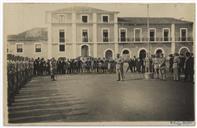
xmin=82 ymin=38 xmax=93 ymax=42
xmin=118 ymin=38 xmax=130 ymax=42
xmin=103 ymin=37 xmax=109 ymax=42
xmin=176 ymin=37 xmax=193 ymax=42
xmin=82 ymin=37 xmax=88 ymax=42
xmin=59 ymin=38 xmax=65 ymax=43
xmin=118 ymin=37 xmax=173 ymax=42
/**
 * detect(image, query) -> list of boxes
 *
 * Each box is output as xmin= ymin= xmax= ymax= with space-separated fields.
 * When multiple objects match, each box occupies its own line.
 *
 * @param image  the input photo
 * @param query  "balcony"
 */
xmin=118 ymin=37 xmax=130 ymax=42
xmin=59 ymin=38 xmax=65 ymax=43
xmin=82 ymin=37 xmax=88 ymax=42
xmin=103 ymin=37 xmax=109 ymax=42
xmin=118 ymin=37 xmax=173 ymax=43
xmin=176 ymin=37 xmax=193 ymax=42
xmin=82 ymin=37 xmax=92 ymax=42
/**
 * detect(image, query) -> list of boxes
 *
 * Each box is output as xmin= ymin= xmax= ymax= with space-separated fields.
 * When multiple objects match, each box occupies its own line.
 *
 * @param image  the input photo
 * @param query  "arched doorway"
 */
xmin=179 ymin=47 xmax=190 ymax=56
xmin=81 ymin=45 xmax=89 ymax=57
xmin=156 ymin=49 xmax=163 ymax=57
xmin=105 ymin=50 xmax=113 ymax=60
xmin=139 ymin=49 xmax=146 ymax=59
xmin=122 ymin=49 xmax=130 ymax=61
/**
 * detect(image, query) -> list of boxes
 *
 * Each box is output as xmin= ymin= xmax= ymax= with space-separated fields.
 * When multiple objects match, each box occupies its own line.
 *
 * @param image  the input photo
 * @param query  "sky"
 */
xmin=4 ymin=3 xmax=195 ymax=35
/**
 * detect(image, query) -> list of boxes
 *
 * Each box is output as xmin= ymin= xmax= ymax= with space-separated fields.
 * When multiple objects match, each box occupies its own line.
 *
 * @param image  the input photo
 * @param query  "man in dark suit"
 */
xmin=184 ymin=52 xmax=194 ymax=82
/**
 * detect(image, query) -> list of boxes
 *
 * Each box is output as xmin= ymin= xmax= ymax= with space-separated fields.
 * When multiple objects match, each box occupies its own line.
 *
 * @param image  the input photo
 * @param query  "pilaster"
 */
xmin=171 ymin=24 xmax=175 ymax=54
xmin=114 ymin=13 xmax=118 ymax=57
xmin=93 ymin=13 xmax=97 ymax=58
xmin=72 ymin=12 xmax=77 ymax=58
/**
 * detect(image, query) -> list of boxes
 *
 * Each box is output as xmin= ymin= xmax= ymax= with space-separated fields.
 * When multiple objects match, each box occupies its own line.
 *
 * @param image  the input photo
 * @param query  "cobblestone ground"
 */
xmin=8 ymin=73 xmax=194 ymax=123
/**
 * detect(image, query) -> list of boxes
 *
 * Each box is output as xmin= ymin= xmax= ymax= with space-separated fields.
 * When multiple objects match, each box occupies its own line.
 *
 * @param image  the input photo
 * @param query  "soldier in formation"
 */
xmin=7 ymin=54 xmax=34 ymax=106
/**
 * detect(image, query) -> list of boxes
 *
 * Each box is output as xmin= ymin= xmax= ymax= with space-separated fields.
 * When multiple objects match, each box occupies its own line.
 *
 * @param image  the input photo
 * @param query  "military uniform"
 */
xmin=7 ymin=54 xmax=15 ymax=106
xmin=115 ymin=56 xmax=124 ymax=81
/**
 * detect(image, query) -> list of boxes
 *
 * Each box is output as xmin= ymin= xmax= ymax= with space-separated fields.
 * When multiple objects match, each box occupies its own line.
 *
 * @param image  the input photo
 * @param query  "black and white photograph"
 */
xmin=3 ymin=2 xmax=195 ymax=126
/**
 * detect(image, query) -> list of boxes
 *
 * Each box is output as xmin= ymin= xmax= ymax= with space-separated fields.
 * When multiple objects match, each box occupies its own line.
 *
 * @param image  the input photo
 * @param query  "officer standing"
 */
xmin=115 ymin=54 xmax=124 ymax=81
xmin=50 ymin=58 xmax=57 ymax=81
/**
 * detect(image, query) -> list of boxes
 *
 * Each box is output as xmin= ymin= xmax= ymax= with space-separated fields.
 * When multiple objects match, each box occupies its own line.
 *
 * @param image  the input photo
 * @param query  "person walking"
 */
xmin=115 ymin=54 xmax=124 ymax=81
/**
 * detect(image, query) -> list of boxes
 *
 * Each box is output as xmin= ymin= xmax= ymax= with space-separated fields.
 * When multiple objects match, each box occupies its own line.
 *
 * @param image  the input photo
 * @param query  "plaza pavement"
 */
xmin=8 ymin=73 xmax=194 ymax=123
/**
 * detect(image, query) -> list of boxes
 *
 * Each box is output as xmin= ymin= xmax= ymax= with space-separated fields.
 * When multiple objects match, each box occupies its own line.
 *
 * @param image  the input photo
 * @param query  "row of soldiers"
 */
xmin=7 ymin=54 xmax=34 ymax=106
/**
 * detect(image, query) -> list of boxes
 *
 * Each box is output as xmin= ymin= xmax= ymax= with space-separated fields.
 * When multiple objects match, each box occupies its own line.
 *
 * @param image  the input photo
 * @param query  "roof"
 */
xmin=118 ymin=17 xmax=193 ymax=24
xmin=52 ymin=6 xmax=118 ymax=14
xmin=8 ymin=28 xmax=48 ymax=42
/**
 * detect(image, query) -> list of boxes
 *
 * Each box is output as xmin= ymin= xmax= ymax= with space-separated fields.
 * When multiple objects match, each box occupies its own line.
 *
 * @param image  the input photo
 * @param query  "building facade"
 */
xmin=7 ymin=6 xmax=194 ymax=59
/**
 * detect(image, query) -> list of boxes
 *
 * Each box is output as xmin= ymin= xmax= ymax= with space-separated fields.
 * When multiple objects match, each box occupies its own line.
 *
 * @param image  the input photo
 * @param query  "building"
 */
xmin=7 ymin=6 xmax=194 ymax=59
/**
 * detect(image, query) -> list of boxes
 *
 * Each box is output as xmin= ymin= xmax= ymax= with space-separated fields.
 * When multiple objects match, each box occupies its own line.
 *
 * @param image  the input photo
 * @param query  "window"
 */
xmin=59 ymin=30 xmax=65 ymax=43
xmin=149 ymin=29 xmax=156 ymax=41
xmin=134 ymin=28 xmax=141 ymax=41
xmin=82 ymin=15 xmax=88 ymax=23
xmin=35 ymin=44 xmax=41 ymax=53
xmin=59 ymin=15 xmax=65 ymax=23
xmin=59 ymin=44 xmax=65 ymax=52
xmin=103 ymin=29 xmax=109 ymax=42
xmin=102 ymin=15 xmax=109 ymax=23
xmin=82 ymin=29 xmax=88 ymax=42
xmin=16 ymin=44 xmax=23 ymax=53
xmin=120 ymin=29 xmax=127 ymax=42
xmin=180 ymin=28 xmax=187 ymax=41
xmin=163 ymin=29 xmax=169 ymax=41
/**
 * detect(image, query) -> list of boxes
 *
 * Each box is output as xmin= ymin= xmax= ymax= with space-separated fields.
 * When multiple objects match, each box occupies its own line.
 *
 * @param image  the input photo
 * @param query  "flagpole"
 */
xmin=144 ymin=4 xmax=153 ymax=79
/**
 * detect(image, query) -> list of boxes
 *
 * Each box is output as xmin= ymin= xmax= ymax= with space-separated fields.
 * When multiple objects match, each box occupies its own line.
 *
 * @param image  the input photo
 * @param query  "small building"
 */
xmin=7 ymin=6 xmax=194 ymax=59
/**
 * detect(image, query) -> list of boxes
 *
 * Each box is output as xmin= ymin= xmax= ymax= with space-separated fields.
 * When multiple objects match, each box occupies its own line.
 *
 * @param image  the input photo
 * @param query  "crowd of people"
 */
xmin=32 ymin=52 xmax=194 ymax=82
xmin=33 ymin=57 xmax=117 ymax=77
xmin=7 ymin=52 xmax=194 ymax=105
xmin=124 ymin=52 xmax=194 ymax=81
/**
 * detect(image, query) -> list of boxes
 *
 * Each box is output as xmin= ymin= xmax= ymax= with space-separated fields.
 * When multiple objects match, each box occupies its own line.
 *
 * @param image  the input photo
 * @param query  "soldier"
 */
xmin=7 ymin=54 xmax=15 ymax=106
xmin=115 ymin=54 xmax=124 ymax=81
xmin=15 ymin=56 xmax=21 ymax=94
xmin=184 ymin=52 xmax=193 ymax=82
xmin=153 ymin=54 xmax=160 ymax=79
xmin=145 ymin=56 xmax=150 ymax=72
xmin=173 ymin=53 xmax=180 ymax=81
xmin=159 ymin=54 xmax=167 ymax=80
xmin=126 ymin=58 xmax=133 ymax=73
xmin=50 ymin=58 xmax=57 ymax=81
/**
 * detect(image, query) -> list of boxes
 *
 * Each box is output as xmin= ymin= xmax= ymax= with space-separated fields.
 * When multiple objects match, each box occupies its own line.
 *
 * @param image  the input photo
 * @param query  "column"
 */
xmin=192 ymin=24 xmax=195 ymax=53
xmin=72 ymin=12 xmax=77 ymax=58
xmin=114 ymin=13 xmax=119 ymax=57
xmin=93 ymin=13 xmax=97 ymax=58
xmin=47 ymin=12 xmax=52 ymax=59
xmin=171 ymin=24 xmax=175 ymax=54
